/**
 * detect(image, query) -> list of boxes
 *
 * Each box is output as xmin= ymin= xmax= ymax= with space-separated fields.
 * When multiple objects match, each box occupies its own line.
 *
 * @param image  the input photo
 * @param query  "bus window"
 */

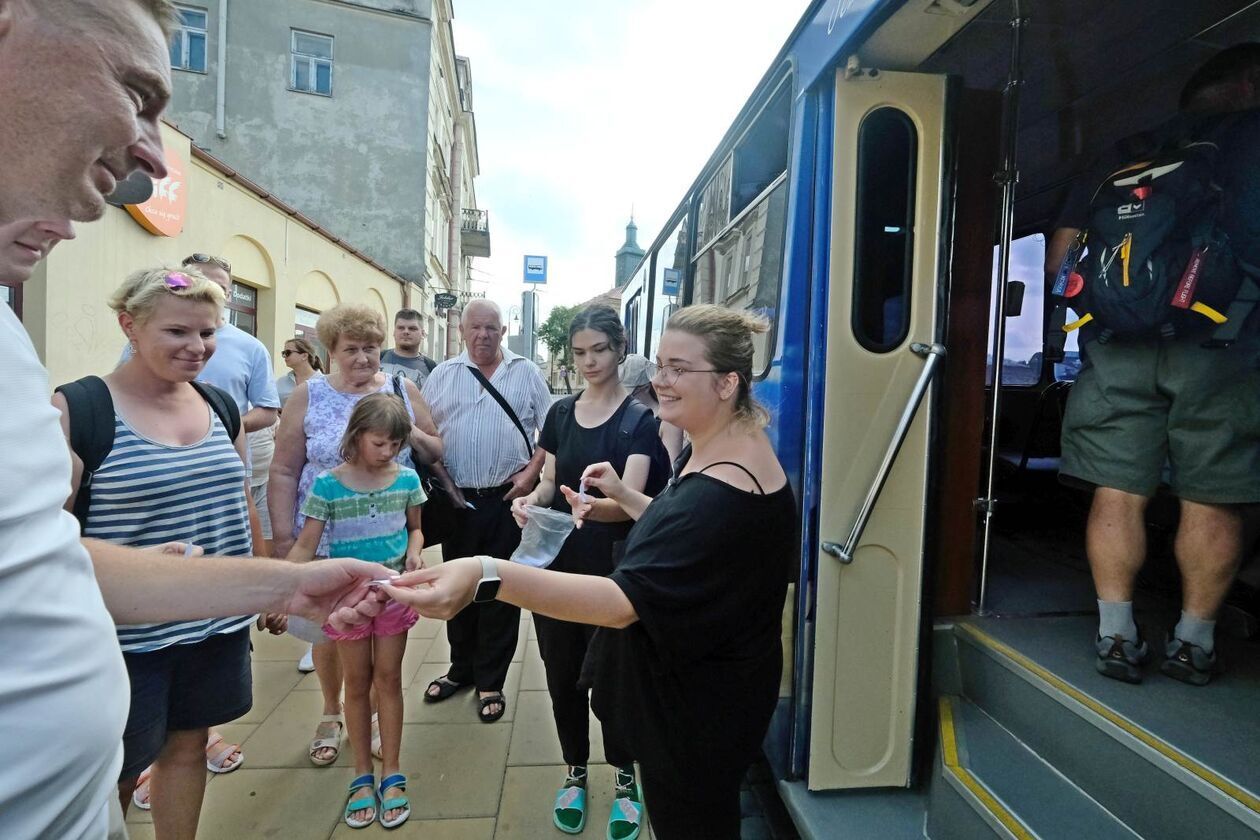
xmin=732 ymin=84 xmax=791 ymax=218
xmin=695 ymin=157 xmax=733 ymax=253
xmin=852 ymin=107 xmax=917 ymax=353
xmin=986 ymin=233 xmax=1047 ymax=387
xmin=624 ymin=289 xmax=642 ymax=353
xmin=692 ymin=177 xmax=788 ymax=377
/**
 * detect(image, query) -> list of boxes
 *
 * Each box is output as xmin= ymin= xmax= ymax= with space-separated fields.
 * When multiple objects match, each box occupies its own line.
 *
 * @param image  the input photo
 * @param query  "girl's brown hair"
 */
xmin=339 ymin=393 xmax=412 ymax=463
xmin=285 ymin=337 xmax=324 ymax=372
xmin=665 ymin=304 xmax=771 ymax=428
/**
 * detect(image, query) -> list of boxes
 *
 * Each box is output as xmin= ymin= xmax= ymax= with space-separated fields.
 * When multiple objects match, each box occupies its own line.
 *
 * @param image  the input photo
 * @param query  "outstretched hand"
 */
xmin=557 ymin=485 xmax=593 ymax=529
xmin=285 ymin=558 xmax=391 ymax=632
xmin=380 ymin=556 xmax=483 ymax=620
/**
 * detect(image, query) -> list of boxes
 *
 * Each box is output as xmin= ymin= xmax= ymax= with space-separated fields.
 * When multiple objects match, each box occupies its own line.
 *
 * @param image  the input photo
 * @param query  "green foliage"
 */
xmin=538 ymin=304 xmax=580 ymax=366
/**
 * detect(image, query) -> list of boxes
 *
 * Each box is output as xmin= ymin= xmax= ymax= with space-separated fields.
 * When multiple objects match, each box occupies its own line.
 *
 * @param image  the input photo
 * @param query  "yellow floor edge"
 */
xmin=938 ymin=697 xmax=1035 ymax=840
xmin=957 ymin=622 xmax=1260 ymax=815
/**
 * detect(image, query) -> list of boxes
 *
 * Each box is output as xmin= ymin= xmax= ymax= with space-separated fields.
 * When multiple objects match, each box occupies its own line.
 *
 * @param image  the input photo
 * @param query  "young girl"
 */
xmin=289 ymin=393 xmax=426 ymax=830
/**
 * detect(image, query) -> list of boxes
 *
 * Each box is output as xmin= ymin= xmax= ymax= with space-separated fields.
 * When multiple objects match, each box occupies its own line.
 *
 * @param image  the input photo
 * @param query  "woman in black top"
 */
xmin=510 ymin=305 xmax=660 ymax=838
xmin=385 ymin=305 xmax=795 ymax=840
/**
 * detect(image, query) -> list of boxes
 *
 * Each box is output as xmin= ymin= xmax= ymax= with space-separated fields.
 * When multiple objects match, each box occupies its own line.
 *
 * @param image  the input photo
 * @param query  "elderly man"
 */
xmin=421 ymin=300 xmax=552 ymax=721
xmin=0 ymin=2 xmax=383 ymax=838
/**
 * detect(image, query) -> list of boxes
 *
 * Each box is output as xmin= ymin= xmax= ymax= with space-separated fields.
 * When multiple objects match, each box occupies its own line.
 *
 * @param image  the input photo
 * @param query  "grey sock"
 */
xmin=1173 ymin=611 xmax=1216 ymax=655
xmin=1098 ymin=599 xmax=1137 ymax=641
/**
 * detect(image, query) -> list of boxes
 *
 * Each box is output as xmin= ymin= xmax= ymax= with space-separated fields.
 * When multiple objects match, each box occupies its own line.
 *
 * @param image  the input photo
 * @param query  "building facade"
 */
xmin=162 ymin=0 xmax=486 ymax=359
xmin=22 ymin=125 xmax=408 ymax=387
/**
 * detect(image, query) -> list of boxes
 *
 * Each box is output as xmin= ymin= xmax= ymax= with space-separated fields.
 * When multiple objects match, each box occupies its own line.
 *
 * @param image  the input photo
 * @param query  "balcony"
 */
xmin=460 ymin=208 xmax=491 ymax=258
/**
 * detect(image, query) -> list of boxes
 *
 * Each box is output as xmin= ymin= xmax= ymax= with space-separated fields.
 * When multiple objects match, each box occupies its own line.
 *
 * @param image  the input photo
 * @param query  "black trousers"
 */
xmin=441 ymin=493 xmax=522 ymax=691
xmin=535 ymin=614 xmax=633 ymax=768
xmin=640 ymin=764 xmax=743 ymax=839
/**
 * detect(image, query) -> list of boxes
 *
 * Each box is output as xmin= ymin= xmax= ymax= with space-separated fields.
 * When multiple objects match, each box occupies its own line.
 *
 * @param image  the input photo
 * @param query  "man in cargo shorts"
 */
xmin=1049 ymin=44 xmax=1260 ymax=686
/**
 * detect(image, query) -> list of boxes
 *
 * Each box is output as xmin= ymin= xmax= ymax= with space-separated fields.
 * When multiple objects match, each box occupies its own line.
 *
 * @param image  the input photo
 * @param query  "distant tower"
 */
xmin=614 ymin=214 xmax=646 ymax=288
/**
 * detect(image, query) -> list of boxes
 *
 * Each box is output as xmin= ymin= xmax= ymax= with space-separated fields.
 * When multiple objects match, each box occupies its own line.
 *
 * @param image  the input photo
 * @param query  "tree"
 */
xmin=538 ymin=304 xmax=580 ymax=369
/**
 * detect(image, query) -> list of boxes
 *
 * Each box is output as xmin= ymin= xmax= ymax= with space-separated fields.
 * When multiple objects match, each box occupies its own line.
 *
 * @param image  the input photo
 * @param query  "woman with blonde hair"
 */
xmin=384 ymin=304 xmax=797 ymax=839
xmin=53 ymin=266 xmax=256 ymax=838
xmin=269 ymin=303 xmax=446 ymax=780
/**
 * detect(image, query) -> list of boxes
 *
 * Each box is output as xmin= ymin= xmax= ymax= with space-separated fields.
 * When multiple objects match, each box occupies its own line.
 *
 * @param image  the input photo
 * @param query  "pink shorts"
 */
xmin=323 ymin=599 xmax=418 ymax=642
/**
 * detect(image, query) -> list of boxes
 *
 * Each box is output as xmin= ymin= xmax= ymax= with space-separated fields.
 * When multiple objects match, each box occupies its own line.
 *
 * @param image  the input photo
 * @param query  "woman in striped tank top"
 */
xmin=56 ymin=268 xmax=254 ymax=838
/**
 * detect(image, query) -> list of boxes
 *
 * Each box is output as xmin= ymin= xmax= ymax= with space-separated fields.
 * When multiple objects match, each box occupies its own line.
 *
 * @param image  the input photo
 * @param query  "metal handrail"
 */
xmin=821 ymin=342 xmax=946 ymax=564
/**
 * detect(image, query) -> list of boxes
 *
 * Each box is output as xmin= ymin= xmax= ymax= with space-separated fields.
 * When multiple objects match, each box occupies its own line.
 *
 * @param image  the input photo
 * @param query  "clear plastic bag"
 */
xmin=510 ymin=505 xmax=576 ymax=568
xmin=287 ymin=615 xmax=330 ymax=644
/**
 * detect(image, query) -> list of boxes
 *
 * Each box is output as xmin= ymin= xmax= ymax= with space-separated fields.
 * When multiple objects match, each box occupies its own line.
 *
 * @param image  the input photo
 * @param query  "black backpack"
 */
xmin=55 ymin=375 xmax=241 ymax=531
xmin=556 ymin=395 xmax=671 ymax=497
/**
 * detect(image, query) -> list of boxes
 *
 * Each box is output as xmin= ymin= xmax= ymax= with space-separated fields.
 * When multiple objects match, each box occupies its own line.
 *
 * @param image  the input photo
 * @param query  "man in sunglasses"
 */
xmin=0 ymin=3 xmax=385 ymax=837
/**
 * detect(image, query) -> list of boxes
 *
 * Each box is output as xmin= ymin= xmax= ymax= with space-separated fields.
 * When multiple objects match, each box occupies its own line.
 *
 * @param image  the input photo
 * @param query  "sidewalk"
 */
xmin=125 ymin=549 xmax=656 ymax=839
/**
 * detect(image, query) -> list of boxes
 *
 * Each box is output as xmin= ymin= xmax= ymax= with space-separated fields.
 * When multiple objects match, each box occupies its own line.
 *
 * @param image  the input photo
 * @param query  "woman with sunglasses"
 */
xmin=383 ymin=304 xmax=796 ymax=839
xmin=278 ymin=338 xmax=324 ymax=408
xmin=53 ymin=267 xmax=258 ymax=838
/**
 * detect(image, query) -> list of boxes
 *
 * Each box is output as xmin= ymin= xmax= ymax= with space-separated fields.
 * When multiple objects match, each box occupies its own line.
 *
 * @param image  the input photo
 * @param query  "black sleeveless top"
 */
xmin=591 ymin=446 xmax=797 ymax=780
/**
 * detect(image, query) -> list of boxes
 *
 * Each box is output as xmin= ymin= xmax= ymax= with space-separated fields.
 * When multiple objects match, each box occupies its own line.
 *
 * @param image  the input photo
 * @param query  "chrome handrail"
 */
xmin=821 ymin=342 xmax=945 ymax=564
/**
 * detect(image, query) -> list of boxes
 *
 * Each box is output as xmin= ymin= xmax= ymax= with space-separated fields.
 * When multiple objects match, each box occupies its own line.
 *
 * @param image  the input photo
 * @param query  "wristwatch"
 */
xmin=472 ymin=556 xmax=501 ymax=603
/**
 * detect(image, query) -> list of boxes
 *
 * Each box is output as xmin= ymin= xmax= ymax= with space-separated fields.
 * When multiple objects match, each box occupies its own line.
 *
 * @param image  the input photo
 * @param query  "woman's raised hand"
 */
xmin=558 ymin=485 xmax=593 ymax=529
xmin=579 ymin=461 xmax=625 ymax=502
xmin=380 ymin=557 xmax=482 ymax=620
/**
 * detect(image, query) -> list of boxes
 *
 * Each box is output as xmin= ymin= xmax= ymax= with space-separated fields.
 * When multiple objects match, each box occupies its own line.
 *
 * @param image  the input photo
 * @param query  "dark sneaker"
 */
xmin=1160 ymin=637 xmax=1219 ymax=686
xmin=1095 ymin=633 xmax=1151 ymax=683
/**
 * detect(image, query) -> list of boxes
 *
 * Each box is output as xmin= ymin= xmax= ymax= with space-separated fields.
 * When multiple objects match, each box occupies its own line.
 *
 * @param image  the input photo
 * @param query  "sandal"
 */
xmin=607 ymin=766 xmax=643 ymax=840
xmin=424 ymin=674 xmax=470 ymax=703
xmin=378 ymin=773 xmax=411 ymax=829
xmin=371 ymin=712 xmax=383 ymax=760
xmin=343 ymin=773 xmax=377 ymax=829
xmin=478 ymin=691 xmax=506 ymax=723
xmin=205 ymin=731 xmax=244 ymax=774
xmin=131 ymin=766 xmax=153 ymax=811
xmin=310 ymin=713 xmax=344 ymax=766
xmin=553 ymin=766 xmax=588 ymax=834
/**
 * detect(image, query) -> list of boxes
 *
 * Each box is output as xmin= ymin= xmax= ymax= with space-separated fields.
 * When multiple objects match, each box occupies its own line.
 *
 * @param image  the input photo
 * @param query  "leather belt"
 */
xmin=459 ymin=483 xmax=512 ymax=499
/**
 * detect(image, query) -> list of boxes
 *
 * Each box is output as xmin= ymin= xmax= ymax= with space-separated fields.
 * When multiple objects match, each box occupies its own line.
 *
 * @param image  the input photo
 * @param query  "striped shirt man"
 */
xmin=421 ymin=345 xmax=553 ymax=489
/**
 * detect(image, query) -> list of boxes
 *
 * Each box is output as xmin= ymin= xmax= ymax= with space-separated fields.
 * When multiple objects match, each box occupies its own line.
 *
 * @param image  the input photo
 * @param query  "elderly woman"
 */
xmin=269 ymin=303 xmax=444 ymax=773
xmin=52 ymin=267 xmax=255 ymax=838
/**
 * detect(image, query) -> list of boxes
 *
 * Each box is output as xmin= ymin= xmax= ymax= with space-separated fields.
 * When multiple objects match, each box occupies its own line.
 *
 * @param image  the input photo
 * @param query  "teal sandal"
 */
xmin=343 ymin=773 xmax=377 ymax=829
xmin=607 ymin=767 xmax=643 ymax=840
xmin=379 ymin=773 xmax=411 ymax=830
xmin=553 ymin=780 xmax=588 ymax=834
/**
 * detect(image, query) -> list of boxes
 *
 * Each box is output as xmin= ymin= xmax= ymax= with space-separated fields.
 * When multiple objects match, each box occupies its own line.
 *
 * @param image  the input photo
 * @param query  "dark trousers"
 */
xmin=534 ymin=614 xmax=633 ymax=768
xmin=640 ymin=763 xmax=743 ymax=839
xmin=441 ymin=493 xmax=522 ymax=691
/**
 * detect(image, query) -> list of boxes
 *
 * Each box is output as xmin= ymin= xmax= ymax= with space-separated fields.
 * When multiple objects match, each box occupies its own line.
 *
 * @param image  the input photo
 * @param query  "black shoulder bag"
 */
xmin=390 ymin=374 xmax=457 ymax=546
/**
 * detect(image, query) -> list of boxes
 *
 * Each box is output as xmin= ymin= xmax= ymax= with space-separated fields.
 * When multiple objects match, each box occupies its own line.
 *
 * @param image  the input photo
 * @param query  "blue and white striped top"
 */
xmin=84 ymin=406 xmax=253 ymax=653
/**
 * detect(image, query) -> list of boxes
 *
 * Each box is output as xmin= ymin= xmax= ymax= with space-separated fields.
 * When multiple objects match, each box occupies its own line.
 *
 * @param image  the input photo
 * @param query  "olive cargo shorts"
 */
xmin=1060 ymin=335 xmax=1260 ymax=503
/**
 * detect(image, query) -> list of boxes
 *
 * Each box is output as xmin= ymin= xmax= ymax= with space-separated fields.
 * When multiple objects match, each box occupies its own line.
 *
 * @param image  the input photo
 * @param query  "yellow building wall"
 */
xmin=26 ymin=125 xmax=406 ymax=388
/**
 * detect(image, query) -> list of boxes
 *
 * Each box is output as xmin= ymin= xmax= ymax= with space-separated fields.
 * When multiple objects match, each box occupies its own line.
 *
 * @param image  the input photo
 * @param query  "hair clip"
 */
xmin=164 ymin=272 xmax=191 ymax=290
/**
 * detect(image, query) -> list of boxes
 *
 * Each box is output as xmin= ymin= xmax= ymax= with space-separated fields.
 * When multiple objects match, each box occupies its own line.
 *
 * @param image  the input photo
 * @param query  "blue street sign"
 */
xmin=662 ymin=268 xmax=681 ymax=296
xmin=523 ymin=255 xmax=548 ymax=284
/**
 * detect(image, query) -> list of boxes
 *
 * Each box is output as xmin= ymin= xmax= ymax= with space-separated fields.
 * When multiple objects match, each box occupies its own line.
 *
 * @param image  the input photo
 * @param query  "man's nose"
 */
xmin=129 ymin=123 xmax=168 ymax=181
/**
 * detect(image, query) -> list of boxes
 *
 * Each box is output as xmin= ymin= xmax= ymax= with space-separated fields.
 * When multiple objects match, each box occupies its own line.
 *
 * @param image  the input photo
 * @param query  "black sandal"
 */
xmin=424 ymin=675 xmax=469 ymax=704
xmin=478 ymin=691 xmax=506 ymax=722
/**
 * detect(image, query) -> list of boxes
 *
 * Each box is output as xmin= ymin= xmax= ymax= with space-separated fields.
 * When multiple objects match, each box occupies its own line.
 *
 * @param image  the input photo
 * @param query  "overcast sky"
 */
xmin=451 ymin=0 xmax=810 ymax=328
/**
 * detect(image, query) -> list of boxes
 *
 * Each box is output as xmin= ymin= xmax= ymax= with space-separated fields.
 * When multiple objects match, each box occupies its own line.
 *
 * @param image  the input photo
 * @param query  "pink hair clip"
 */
xmin=164 ymin=271 xmax=191 ymax=290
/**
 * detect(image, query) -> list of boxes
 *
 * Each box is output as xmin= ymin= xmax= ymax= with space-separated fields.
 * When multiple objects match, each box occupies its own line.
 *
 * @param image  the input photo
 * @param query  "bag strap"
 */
xmin=53 ymin=375 xmax=116 ymax=531
xmin=189 ymin=381 xmax=242 ymax=441
xmin=466 ymin=365 xmax=533 ymax=454
xmin=615 ymin=399 xmax=651 ymax=468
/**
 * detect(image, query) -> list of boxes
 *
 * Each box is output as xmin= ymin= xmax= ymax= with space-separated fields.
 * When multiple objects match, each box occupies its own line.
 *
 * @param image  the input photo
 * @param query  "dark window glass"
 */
xmin=731 ymin=83 xmax=791 ymax=218
xmin=852 ymin=107 xmax=917 ymax=353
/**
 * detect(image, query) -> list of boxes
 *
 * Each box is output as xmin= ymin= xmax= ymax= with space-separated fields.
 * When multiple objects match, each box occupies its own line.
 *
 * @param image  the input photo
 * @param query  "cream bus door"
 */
xmin=809 ymin=69 xmax=949 ymax=790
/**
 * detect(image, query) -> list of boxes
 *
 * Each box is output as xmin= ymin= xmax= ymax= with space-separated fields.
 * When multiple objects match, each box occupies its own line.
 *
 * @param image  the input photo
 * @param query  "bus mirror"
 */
xmin=1005 ymin=280 xmax=1025 ymax=318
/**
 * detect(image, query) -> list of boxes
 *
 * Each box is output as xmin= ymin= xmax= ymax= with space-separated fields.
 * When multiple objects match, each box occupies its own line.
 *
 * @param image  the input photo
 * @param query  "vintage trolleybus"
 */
xmin=620 ymin=1 xmax=1260 ymax=837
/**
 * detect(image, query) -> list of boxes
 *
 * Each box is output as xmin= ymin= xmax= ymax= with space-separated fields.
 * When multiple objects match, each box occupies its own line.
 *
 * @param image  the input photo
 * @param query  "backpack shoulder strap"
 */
xmin=615 ymin=399 xmax=657 ymax=467
xmin=52 ymin=375 xmax=115 ymax=531
xmin=190 ymin=381 xmax=242 ymax=441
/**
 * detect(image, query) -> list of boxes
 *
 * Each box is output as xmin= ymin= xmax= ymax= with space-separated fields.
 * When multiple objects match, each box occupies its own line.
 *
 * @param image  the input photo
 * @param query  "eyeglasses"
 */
xmin=646 ymin=361 xmax=724 ymax=387
xmin=183 ymin=253 xmax=232 ymax=273
xmin=281 ymin=349 xmax=304 ymax=358
xmin=164 ymin=271 xmax=191 ymax=290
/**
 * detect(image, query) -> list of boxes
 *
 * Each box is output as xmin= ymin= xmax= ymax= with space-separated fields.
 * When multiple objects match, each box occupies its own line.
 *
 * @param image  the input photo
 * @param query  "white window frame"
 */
xmin=290 ymin=30 xmax=334 ymax=96
xmin=171 ymin=5 xmax=208 ymax=73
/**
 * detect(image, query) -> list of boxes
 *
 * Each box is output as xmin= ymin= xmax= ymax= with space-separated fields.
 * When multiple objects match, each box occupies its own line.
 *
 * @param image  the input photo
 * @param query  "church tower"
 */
xmin=614 ymin=214 xmax=646 ymax=288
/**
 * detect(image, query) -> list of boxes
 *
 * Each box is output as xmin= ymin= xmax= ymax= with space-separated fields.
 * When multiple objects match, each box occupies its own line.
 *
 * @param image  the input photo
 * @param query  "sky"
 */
xmin=450 ymin=0 xmax=811 ymax=329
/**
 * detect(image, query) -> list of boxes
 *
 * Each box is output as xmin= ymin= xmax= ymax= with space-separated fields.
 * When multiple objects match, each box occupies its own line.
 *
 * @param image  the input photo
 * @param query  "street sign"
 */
xmin=663 ymin=267 xmax=681 ymax=296
xmin=434 ymin=292 xmax=458 ymax=310
xmin=524 ymin=255 xmax=548 ymax=284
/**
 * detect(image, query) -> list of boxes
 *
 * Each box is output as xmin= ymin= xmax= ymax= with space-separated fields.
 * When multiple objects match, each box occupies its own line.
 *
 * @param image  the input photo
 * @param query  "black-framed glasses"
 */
xmin=281 ymin=349 xmax=304 ymax=358
xmin=183 ymin=253 xmax=232 ymax=273
xmin=646 ymin=361 xmax=724 ymax=387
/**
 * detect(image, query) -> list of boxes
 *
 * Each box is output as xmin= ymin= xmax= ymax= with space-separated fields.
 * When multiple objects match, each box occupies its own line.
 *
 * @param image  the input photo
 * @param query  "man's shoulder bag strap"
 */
xmin=466 ymin=365 xmax=533 ymax=454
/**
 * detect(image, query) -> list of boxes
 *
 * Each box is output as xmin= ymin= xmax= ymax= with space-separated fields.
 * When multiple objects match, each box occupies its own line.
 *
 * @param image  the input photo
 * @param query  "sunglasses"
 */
xmin=281 ymin=349 xmax=305 ymax=358
xmin=164 ymin=271 xmax=192 ymax=290
xmin=182 ymin=253 xmax=232 ymax=273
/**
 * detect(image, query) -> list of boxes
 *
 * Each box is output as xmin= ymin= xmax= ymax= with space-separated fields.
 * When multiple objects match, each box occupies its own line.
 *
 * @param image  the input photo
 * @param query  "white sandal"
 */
xmin=205 ymin=731 xmax=244 ymax=774
xmin=309 ymin=713 xmax=344 ymax=767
